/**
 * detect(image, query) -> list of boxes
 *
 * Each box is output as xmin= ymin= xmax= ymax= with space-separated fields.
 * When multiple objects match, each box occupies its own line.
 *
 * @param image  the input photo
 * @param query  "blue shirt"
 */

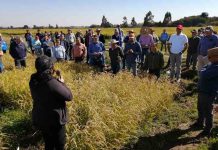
xmin=160 ymin=32 xmax=169 ymax=41
xmin=124 ymin=41 xmax=142 ymax=63
xmin=198 ymin=35 xmax=218 ymax=56
xmin=88 ymin=42 xmax=105 ymax=55
xmin=52 ymin=45 xmax=66 ymax=59
xmin=198 ymin=63 xmax=218 ymax=97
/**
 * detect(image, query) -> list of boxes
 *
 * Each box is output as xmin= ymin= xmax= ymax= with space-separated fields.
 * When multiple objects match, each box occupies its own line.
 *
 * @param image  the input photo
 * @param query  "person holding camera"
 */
xmin=29 ymin=55 xmax=73 ymax=150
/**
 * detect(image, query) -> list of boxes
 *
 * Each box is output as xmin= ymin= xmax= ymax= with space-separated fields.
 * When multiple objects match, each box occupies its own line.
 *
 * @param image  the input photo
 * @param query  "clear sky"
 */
xmin=0 ymin=0 xmax=217 ymax=27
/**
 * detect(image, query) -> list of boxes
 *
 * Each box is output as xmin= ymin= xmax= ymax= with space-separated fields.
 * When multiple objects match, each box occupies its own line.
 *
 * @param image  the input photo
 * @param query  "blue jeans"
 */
xmin=126 ymin=61 xmax=137 ymax=76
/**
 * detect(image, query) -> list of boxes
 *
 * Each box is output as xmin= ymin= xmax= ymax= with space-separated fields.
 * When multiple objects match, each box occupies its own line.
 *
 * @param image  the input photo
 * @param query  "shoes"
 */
xmin=197 ymin=130 xmax=211 ymax=138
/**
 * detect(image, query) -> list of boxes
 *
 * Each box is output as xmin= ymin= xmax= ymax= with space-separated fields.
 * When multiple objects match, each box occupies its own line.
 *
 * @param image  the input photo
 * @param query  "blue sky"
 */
xmin=0 ymin=0 xmax=217 ymax=27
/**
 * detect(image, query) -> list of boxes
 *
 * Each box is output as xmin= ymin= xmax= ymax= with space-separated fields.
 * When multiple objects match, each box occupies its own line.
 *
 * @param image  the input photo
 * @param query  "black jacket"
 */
xmin=9 ymin=42 xmax=27 ymax=60
xmin=29 ymin=72 xmax=73 ymax=129
xmin=144 ymin=51 xmax=164 ymax=70
xmin=188 ymin=36 xmax=200 ymax=54
xmin=98 ymin=34 xmax=105 ymax=44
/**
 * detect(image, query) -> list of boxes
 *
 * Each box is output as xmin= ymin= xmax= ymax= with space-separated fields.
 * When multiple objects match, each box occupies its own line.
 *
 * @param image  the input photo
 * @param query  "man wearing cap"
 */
xmin=168 ymin=25 xmax=188 ymax=82
xmin=65 ymin=29 xmax=76 ymax=60
xmin=124 ymin=33 xmax=142 ymax=76
xmin=29 ymin=55 xmax=73 ymax=150
xmin=88 ymin=34 xmax=105 ymax=71
xmin=96 ymin=28 xmax=105 ymax=44
xmin=191 ymin=47 xmax=218 ymax=137
xmin=109 ymin=39 xmax=124 ymax=74
xmin=197 ymin=26 xmax=218 ymax=72
xmin=186 ymin=29 xmax=201 ymax=70
xmin=9 ymin=36 xmax=27 ymax=68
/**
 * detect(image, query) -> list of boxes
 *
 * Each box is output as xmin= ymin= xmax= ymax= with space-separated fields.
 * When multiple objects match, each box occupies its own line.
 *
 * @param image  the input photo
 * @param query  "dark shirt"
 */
xmin=188 ymin=36 xmax=200 ymax=54
xmin=9 ymin=42 xmax=27 ymax=60
xmin=198 ymin=35 xmax=218 ymax=56
xmin=29 ymin=73 xmax=73 ymax=128
xmin=109 ymin=46 xmax=124 ymax=64
xmin=144 ymin=51 xmax=164 ymax=70
xmin=98 ymin=34 xmax=105 ymax=44
xmin=124 ymin=41 xmax=142 ymax=63
xmin=198 ymin=63 xmax=218 ymax=97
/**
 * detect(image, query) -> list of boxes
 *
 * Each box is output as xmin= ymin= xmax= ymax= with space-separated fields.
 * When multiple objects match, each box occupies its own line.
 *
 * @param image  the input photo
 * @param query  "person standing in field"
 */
xmin=42 ymin=35 xmax=54 ymax=57
xmin=139 ymin=28 xmax=154 ymax=66
xmin=96 ymin=28 xmax=105 ymax=45
xmin=191 ymin=47 xmax=218 ymax=137
xmin=150 ymin=29 xmax=159 ymax=43
xmin=186 ymin=29 xmax=201 ymax=70
xmin=36 ymin=29 xmax=44 ymax=43
xmin=52 ymin=39 xmax=66 ymax=62
xmin=168 ymin=25 xmax=188 ymax=82
xmin=32 ymin=35 xmax=43 ymax=57
xmin=124 ymin=33 xmax=142 ymax=76
xmin=160 ymin=29 xmax=169 ymax=52
xmin=0 ymin=33 xmax=8 ymax=54
xmin=144 ymin=43 xmax=164 ymax=79
xmin=60 ymin=34 xmax=69 ymax=60
xmin=197 ymin=26 xmax=218 ymax=73
xmin=75 ymin=30 xmax=85 ymax=44
xmin=25 ymin=30 xmax=33 ymax=53
xmin=109 ymin=39 xmax=124 ymax=74
xmin=88 ymin=34 xmax=105 ymax=72
xmin=72 ymin=37 xmax=87 ymax=63
xmin=85 ymin=29 xmax=93 ymax=64
xmin=9 ymin=36 xmax=27 ymax=68
xmin=0 ymin=49 xmax=4 ymax=72
xmin=29 ymin=55 xmax=73 ymax=150
xmin=65 ymin=29 xmax=76 ymax=60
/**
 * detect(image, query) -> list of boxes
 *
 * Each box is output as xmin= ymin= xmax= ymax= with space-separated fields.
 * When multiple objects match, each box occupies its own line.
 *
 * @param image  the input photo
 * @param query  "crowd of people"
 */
xmin=0 ymin=25 xmax=218 ymax=149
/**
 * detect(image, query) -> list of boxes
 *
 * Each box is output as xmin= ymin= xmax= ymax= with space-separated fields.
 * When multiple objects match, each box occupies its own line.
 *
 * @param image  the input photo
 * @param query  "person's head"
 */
xmin=60 ymin=34 xmax=65 ymax=40
xmin=55 ymin=39 xmax=60 ymax=46
xmin=37 ymin=29 xmax=40 ymax=33
xmin=68 ymin=29 xmax=72 ymax=34
xmin=140 ymin=27 xmax=145 ymax=35
xmin=35 ymin=55 xmax=55 ymax=74
xmin=150 ymin=43 xmax=158 ymax=52
xmin=92 ymin=34 xmax=98 ymax=43
xmin=76 ymin=37 xmax=81 ymax=45
xmin=150 ymin=29 xmax=155 ymax=34
xmin=163 ymin=29 xmax=166 ymax=33
xmin=205 ymin=26 xmax=213 ymax=37
xmin=176 ymin=25 xmax=183 ymax=35
xmin=128 ymin=30 xmax=134 ymax=35
xmin=129 ymin=33 xmax=135 ymax=43
xmin=44 ymin=35 xmax=49 ymax=41
xmin=15 ymin=36 xmax=22 ymax=44
xmin=191 ymin=29 xmax=197 ymax=37
xmin=111 ymin=39 xmax=119 ymax=49
xmin=96 ymin=28 xmax=101 ymax=34
xmin=208 ymin=47 xmax=218 ymax=63
xmin=35 ymin=35 xmax=39 ymax=40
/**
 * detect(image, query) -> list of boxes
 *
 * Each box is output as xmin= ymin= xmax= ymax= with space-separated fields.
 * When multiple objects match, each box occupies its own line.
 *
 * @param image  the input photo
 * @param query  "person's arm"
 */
xmin=83 ymin=45 xmax=87 ymax=58
xmin=71 ymin=45 xmax=74 ymax=59
xmin=167 ymin=35 xmax=172 ymax=54
xmin=52 ymin=79 xmax=73 ymax=101
xmin=182 ymin=35 xmax=189 ymax=53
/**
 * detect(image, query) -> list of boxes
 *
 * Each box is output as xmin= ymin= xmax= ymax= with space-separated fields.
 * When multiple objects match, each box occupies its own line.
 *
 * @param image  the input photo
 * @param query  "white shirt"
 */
xmin=169 ymin=33 xmax=188 ymax=54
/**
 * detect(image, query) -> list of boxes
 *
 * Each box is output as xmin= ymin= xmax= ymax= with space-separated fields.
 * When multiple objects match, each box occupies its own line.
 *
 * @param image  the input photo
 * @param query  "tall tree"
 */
xmin=122 ymin=16 xmax=128 ymax=27
xmin=131 ymin=17 xmax=137 ymax=27
xmin=201 ymin=12 xmax=209 ymax=18
xmin=163 ymin=12 xmax=172 ymax=26
xmin=143 ymin=11 xmax=154 ymax=26
xmin=101 ymin=15 xmax=113 ymax=27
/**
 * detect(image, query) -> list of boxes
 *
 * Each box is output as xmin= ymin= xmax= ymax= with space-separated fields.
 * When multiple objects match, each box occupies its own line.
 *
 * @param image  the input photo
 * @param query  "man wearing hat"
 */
xmin=96 ymin=28 xmax=105 ymax=44
xmin=197 ymin=26 xmax=218 ymax=72
xmin=186 ymin=29 xmax=201 ymax=70
xmin=192 ymin=47 xmax=218 ymax=137
xmin=124 ymin=33 xmax=142 ymax=76
xmin=168 ymin=25 xmax=188 ymax=82
xmin=109 ymin=39 xmax=124 ymax=74
xmin=29 ymin=55 xmax=73 ymax=150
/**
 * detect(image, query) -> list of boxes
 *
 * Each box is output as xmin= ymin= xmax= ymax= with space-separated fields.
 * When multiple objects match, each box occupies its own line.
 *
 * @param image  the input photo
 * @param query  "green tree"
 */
xmin=131 ymin=17 xmax=137 ymax=27
xmin=121 ymin=16 xmax=128 ymax=28
xmin=163 ymin=12 xmax=172 ymax=26
xmin=143 ymin=11 xmax=154 ymax=26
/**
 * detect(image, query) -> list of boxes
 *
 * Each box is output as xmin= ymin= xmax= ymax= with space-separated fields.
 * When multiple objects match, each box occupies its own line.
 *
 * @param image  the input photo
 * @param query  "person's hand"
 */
xmin=58 ymin=76 xmax=65 ymax=83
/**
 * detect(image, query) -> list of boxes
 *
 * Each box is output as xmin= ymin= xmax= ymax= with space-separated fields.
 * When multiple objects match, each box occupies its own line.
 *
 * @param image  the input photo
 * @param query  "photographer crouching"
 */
xmin=29 ymin=55 xmax=73 ymax=150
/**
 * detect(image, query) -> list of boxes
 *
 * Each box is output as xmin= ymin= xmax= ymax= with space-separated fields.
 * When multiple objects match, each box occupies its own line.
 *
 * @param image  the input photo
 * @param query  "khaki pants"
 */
xmin=197 ymin=55 xmax=209 ymax=71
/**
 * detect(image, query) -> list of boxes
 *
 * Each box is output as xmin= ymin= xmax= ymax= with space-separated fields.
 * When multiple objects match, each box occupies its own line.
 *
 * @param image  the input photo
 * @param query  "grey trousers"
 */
xmin=197 ymin=93 xmax=215 ymax=132
xmin=170 ymin=53 xmax=182 ymax=80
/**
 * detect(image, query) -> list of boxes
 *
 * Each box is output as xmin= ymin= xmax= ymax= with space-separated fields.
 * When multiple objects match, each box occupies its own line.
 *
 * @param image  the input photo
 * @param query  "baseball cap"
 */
xmin=110 ymin=39 xmax=119 ymax=44
xmin=35 ymin=55 xmax=55 ymax=73
xmin=177 ymin=25 xmax=183 ymax=30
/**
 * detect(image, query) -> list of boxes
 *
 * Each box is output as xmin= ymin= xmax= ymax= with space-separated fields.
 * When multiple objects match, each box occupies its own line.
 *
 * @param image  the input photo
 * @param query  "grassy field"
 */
xmin=0 ymin=27 xmax=218 ymax=150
